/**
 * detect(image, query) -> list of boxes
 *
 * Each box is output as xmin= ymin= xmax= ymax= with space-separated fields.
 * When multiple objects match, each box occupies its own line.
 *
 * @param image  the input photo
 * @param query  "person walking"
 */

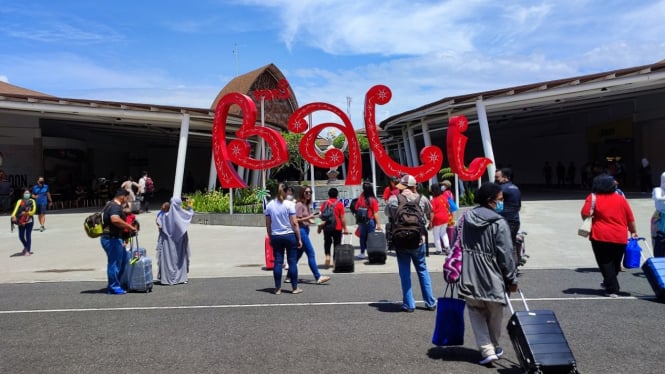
xmin=495 ymin=168 xmax=522 ymax=264
xmin=385 ymin=174 xmax=436 ymax=313
xmin=457 ymin=182 xmax=518 ymax=365
xmin=265 ymin=182 xmax=303 ymax=295
xmin=156 ymin=197 xmax=194 ymax=285
xmin=581 ymin=174 xmax=638 ymax=297
xmin=294 ymin=186 xmax=330 ymax=284
xmin=10 ymin=189 xmax=36 ymax=256
xmin=31 ymin=176 xmax=52 ymax=232
xmin=354 ymin=182 xmax=382 ymax=260
xmin=318 ymin=187 xmax=349 ymax=268
xmin=138 ymin=171 xmax=154 ymax=213
xmin=382 ymin=176 xmax=400 ymax=203
xmin=100 ymin=189 xmax=137 ymax=295
xmin=429 ymin=183 xmax=451 ymax=255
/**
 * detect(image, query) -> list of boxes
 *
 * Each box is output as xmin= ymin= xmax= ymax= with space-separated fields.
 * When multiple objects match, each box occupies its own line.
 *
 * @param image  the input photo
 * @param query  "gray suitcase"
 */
xmin=126 ymin=237 xmax=153 ymax=292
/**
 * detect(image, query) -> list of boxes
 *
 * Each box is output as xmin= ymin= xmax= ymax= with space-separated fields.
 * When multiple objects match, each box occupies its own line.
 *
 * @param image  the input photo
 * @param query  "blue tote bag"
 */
xmin=623 ymin=237 xmax=644 ymax=269
xmin=431 ymin=284 xmax=466 ymax=346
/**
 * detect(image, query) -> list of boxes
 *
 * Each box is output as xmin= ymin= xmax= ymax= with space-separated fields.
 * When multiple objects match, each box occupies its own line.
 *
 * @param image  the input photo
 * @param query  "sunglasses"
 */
xmin=304 ymin=191 xmax=312 ymax=194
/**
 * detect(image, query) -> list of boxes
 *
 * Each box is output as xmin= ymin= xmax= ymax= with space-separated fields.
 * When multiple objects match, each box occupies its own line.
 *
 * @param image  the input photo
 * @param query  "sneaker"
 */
xmin=479 ymin=354 xmax=499 ymax=365
xmin=443 ymin=247 xmax=451 ymax=255
xmin=401 ymin=307 xmax=415 ymax=313
xmin=284 ymin=277 xmax=291 ymax=283
xmin=495 ymin=347 xmax=504 ymax=358
xmin=107 ymin=287 xmax=126 ymax=295
xmin=274 ymin=288 xmax=281 ymax=295
xmin=356 ymin=253 xmax=368 ymax=260
xmin=605 ymin=293 xmax=619 ymax=298
xmin=434 ymin=250 xmax=442 ymax=255
xmin=291 ymin=288 xmax=303 ymax=294
xmin=425 ymin=305 xmax=436 ymax=311
xmin=40 ymin=226 xmax=45 ymax=232
xmin=316 ymin=275 xmax=331 ymax=284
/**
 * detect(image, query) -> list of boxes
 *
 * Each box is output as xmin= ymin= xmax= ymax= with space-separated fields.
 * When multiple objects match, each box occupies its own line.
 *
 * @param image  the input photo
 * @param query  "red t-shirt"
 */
xmin=430 ymin=195 xmax=450 ymax=226
xmin=320 ymin=198 xmax=346 ymax=231
xmin=581 ymin=193 xmax=635 ymax=244
xmin=355 ymin=195 xmax=379 ymax=219
xmin=383 ymin=186 xmax=399 ymax=202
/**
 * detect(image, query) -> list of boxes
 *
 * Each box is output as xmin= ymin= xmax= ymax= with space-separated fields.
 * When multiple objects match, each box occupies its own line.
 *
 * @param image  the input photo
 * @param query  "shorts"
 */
xmin=36 ymin=203 xmax=48 ymax=215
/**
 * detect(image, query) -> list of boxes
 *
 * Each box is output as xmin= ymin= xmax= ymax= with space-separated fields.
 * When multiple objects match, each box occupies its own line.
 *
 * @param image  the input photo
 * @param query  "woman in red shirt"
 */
xmin=581 ymin=174 xmax=638 ymax=297
xmin=355 ymin=182 xmax=382 ymax=259
xmin=429 ymin=183 xmax=451 ymax=255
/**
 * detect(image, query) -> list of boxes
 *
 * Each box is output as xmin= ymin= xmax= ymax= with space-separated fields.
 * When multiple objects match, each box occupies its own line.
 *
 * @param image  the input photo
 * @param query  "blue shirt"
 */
xmin=32 ymin=184 xmax=49 ymax=204
xmin=499 ymin=181 xmax=521 ymax=223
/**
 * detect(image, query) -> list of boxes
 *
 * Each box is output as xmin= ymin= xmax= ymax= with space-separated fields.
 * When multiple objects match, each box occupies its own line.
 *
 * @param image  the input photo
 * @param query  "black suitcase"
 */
xmin=506 ymin=290 xmax=578 ymax=374
xmin=642 ymin=257 xmax=665 ymax=300
xmin=333 ymin=234 xmax=355 ymax=273
xmin=366 ymin=231 xmax=387 ymax=264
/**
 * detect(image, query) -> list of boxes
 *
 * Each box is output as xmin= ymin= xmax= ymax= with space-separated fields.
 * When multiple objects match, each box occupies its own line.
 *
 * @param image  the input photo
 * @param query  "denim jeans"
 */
xmin=270 ymin=233 xmax=299 ymax=289
xmin=100 ymin=236 xmax=130 ymax=291
xmin=298 ymin=226 xmax=321 ymax=280
xmin=358 ymin=219 xmax=376 ymax=254
xmin=18 ymin=221 xmax=34 ymax=252
xmin=396 ymin=243 xmax=436 ymax=310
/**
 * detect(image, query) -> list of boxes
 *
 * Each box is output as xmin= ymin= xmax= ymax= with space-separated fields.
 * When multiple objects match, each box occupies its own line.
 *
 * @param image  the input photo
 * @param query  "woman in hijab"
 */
xmin=651 ymin=171 xmax=665 ymax=256
xmin=581 ymin=174 xmax=638 ymax=297
xmin=156 ymin=197 xmax=194 ymax=285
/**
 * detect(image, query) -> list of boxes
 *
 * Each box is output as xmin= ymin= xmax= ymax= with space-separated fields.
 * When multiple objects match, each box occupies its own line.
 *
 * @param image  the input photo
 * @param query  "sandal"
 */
xmin=291 ymin=288 xmax=303 ymax=294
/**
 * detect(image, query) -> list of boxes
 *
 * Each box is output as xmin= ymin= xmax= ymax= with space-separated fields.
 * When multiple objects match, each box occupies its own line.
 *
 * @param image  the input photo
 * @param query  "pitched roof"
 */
xmin=210 ymin=63 xmax=299 ymax=130
xmin=0 ymin=81 xmax=53 ymax=97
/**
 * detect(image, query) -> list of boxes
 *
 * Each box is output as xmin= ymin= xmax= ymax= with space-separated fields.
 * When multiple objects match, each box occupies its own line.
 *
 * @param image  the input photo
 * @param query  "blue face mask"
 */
xmin=495 ymin=201 xmax=504 ymax=213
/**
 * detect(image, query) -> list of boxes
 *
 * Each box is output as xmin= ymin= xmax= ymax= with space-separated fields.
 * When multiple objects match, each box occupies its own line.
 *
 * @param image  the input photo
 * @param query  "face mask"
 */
xmin=495 ymin=201 xmax=504 ymax=213
xmin=286 ymin=195 xmax=294 ymax=201
xmin=23 ymin=193 xmax=31 ymax=199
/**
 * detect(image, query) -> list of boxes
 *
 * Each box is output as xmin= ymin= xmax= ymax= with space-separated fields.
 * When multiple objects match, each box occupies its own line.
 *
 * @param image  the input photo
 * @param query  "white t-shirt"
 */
xmin=265 ymin=199 xmax=296 ymax=235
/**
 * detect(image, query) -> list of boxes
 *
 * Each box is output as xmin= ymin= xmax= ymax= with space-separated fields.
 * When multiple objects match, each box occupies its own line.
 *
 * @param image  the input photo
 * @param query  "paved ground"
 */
xmin=0 ymin=192 xmax=663 ymax=373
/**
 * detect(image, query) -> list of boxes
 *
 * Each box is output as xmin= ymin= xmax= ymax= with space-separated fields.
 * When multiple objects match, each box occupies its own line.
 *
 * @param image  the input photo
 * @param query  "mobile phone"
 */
xmin=313 ymin=211 xmax=320 ymax=216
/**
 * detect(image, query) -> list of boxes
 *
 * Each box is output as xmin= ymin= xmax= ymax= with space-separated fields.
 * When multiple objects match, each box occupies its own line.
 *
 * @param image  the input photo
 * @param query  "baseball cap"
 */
xmin=397 ymin=174 xmax=417 ymax=189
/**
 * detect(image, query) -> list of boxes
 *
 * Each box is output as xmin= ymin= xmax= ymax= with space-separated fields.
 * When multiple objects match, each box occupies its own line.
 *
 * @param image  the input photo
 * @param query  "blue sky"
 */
xmin=1 ymin=0 xmax=665 ymax=126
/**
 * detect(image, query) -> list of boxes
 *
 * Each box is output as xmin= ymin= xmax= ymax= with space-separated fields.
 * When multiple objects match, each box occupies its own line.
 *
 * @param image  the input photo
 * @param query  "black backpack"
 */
xmin=354 ymin=197 xmax=370 ymax=225
xmin=320 ymin=201 xmax=338 ymax=231
xmin=391 ymin=194 xmax=425 ymax=250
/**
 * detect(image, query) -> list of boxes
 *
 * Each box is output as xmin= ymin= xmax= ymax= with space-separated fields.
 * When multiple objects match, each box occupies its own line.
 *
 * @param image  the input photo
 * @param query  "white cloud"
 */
xmin=0 ymin=75 xmax=8 ymax=83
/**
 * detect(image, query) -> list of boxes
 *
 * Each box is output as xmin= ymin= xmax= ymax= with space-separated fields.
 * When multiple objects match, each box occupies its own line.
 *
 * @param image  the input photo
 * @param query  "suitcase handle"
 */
xmin=505 ymin=288 xmax=529 ymax=315
xmin=342 ymin=232 xmax=353 ymax=246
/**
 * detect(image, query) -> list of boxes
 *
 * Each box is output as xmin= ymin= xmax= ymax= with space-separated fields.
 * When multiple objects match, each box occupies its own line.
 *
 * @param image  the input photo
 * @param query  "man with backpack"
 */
xmin=138 ymin=171 xmax=154 ymax=213
xmin=385 ymin=174 xmax=436 ymax=313
xmin=318 ymin=187 xmax=349 ymax=268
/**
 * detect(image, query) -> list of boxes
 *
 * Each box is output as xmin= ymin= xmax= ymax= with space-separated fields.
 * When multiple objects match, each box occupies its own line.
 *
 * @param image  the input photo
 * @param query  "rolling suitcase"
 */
xmin=506 ymin=289 xmax=578 ymax=374
xmin=642 ymin=257 xmax=665 ymax=300
xmin=333 ymin=234 xmax=355 ymax=273
xmin=366 ymin=231 xmax=387 ymax=264
xmin=264 ymin=235 xmax=275 ymax=270
xmin=126 ymin=236 xmax=153 ymax=292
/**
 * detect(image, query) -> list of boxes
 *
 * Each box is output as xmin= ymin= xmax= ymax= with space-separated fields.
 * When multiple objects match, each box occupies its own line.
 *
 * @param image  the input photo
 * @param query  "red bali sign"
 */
xmin=212 ymin=83 xmax=492 ymax=188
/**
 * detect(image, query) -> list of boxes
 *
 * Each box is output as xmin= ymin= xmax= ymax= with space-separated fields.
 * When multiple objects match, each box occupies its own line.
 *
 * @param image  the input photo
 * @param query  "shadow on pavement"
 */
xmin=368 ymin=301 xmax=402 ymax=313
xmin=426 ymin=346 xmax=482 ymax=365
xmin=80 ymin=288 xmax=108 ymax=294
xmin=562 ymin=287 xmax=604 ymax=296
xmin=574 ymin=267 xmax=600 ymax=273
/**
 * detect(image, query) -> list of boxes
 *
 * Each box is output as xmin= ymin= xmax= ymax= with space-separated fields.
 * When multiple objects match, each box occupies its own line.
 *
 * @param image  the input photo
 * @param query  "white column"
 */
xmin=402 ymin=129 xmax=413 ymax=166
xmin=173 ymin=114 xmax=190 ymax=199
xmin=407 ymin=126 xmax=418 ymax=168
xmin=421 ymin=119 xmax=434 ymax=184
xmin=250 ymin=143 xmax=262 ymax=187
xmin=207 ymin=153 xmax=217 ymax=192
xmin=476 ymin=99 xmax=496 ymax=181
xmin=370 ymin=151 xmax=377 ymax=196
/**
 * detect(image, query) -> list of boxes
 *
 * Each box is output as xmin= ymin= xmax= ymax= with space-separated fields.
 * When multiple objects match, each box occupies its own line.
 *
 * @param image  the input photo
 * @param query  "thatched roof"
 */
xmin=0 ymin=81 xmax=53 ymax=97
xmin=211 ymin=63 xmax=299 ymax=130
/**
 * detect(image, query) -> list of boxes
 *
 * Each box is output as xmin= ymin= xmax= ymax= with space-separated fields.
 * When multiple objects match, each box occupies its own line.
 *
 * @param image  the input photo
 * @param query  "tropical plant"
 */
xmin=333 ymin=132 xmax=369 ymax=152
xmin=185 ymin=187 xmax=264 ymax=214
xmin=271 ymin=132 xmax=307 ymax=181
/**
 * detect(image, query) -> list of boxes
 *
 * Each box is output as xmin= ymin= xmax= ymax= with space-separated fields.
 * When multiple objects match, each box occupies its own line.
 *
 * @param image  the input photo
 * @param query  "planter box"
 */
xmin=193 ymin=213 xmax=265 ymax=227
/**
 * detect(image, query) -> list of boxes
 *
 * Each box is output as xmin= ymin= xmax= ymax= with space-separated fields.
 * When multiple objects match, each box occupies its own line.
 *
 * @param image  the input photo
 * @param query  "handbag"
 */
xmin=623 ymin=237 xmax=644 ymax=269
xmin=431 ymin=283 xmax=466 ymax=346
xmin=578 ymin=193 xmax=596 ymax=237
xmin=443 ymin=212 xmax=466 ymax=283
xmin=447 ymin=196 xmax=458 ymax=213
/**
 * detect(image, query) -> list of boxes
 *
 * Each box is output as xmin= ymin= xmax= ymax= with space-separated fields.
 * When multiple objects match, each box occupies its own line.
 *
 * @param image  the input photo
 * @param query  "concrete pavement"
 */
xmin=0 ymin=193 xmax=658 ymax=284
